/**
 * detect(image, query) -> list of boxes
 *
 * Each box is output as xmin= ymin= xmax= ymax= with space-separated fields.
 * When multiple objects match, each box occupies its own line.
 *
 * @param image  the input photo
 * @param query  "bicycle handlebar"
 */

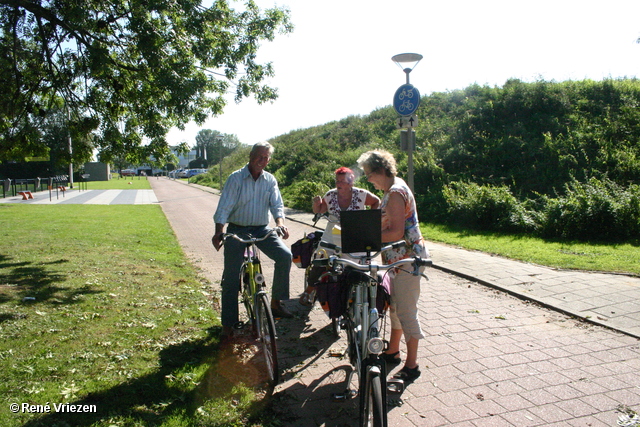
xmin=317 ymin=239 xmax=407 ymax=258
xmin=312 ymin=254 xmax=432 ymax=276
xmin=221 ymin=227 xmax=284 ymax=245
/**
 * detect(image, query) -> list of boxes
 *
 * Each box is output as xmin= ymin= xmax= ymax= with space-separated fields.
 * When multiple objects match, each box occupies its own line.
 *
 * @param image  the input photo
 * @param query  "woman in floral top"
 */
xmin=357 ymin=150 xmax=428 ymax=382
xmin=299 ymin=167 xmax=380 ymax=305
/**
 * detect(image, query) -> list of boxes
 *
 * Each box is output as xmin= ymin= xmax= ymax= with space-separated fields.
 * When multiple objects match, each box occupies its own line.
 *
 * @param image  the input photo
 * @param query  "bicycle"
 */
xmin=221 ymin=227 xmax=283 ymax=389
xmin=312 ymin=242 xmax=431 ymax=427
xmin=302 ymin=212 xmax=344 ymax=336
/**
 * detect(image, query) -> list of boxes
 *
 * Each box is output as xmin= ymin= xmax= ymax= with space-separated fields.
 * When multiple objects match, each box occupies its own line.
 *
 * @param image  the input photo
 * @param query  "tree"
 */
xmin=0 ymin=0 xmax=292 ymax=164
xmin=194 ymin=128 xmax=240 ymax=166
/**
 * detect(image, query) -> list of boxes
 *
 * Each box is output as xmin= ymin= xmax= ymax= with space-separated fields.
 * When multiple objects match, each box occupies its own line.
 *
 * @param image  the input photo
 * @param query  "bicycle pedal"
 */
xmin=387 ymin=378 xmax=404 ymax=394
xmin=232 ymin=321 xmax=245 ymax=330
xmin=386 ymin=397 xmax=404 ymax=407
xmin=330 ymin=389 xmax=356 ymax=402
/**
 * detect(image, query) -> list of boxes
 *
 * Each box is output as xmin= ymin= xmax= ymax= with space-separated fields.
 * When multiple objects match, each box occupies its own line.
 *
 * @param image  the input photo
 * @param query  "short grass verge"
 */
xmin=83 ymin=177 xmax=152 ymax=190
xmin=422 ymin=222 xmax=640 ymax=276
xmin=0 ymin=204 xmax=274 ymax=427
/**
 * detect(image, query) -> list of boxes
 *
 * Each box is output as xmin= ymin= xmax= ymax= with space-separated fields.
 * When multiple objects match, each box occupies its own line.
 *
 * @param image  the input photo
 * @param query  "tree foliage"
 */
xmin=0 ymin=0 xmax=292 ymax=163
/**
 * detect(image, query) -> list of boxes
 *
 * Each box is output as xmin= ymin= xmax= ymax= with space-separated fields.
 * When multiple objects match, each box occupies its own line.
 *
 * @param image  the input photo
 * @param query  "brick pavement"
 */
xmin=150 ymin=178 xmax=640 ymax=426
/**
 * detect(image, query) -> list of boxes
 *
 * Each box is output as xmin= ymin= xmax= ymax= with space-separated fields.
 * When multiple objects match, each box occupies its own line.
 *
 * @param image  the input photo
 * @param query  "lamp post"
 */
xmin=392 ymin=53 xmax=422 ymax=193
xmin=216 ymin=135 xmax=224 ymax=187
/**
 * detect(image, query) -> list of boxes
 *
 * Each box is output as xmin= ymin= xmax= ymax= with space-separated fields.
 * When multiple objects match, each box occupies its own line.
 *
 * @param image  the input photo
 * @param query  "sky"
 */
xmin=166 ymin=0 xmax=640 ymax=147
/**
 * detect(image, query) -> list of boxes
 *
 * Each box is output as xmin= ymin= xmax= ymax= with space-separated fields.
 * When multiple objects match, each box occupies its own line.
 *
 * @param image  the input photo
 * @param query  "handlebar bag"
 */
xmin=291 ymin=232 xmax=323 ymax=268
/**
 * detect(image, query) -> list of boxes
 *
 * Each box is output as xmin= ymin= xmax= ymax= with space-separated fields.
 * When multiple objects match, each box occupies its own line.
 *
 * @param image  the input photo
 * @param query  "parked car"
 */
xmin=120 ymin=169 xmax=136 ymax=176
xmin=169 ymin=169 xmax=183 ymax=178
xmin=177 ymin=169 xmax=190 ymax=178
xmin=187 ymin=168 xmax=207 ymax=177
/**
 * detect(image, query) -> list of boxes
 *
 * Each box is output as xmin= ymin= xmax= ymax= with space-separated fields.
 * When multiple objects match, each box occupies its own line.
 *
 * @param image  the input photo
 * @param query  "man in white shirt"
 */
xmin=212 ymin=142 xmax=293 ymax=340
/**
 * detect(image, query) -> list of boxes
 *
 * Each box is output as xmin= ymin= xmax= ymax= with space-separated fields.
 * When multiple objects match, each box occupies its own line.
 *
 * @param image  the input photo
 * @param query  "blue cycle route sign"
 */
xmin=393 ymin=84 xmax=420 ymax=116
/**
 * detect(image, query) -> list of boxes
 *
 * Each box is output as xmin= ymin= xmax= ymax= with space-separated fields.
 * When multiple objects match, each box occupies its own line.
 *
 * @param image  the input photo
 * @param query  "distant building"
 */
xmin=83 ymin=162 xmax=111 ymax=181
xmin=174 ymin=148 xmax=198 ymax=168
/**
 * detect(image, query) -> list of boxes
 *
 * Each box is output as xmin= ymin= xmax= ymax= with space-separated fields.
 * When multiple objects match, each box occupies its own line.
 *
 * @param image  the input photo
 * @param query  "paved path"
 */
xmin=1 ymin=188 xmax=158 ymax=204
xmin=147 ymin=178 xmax=640 ymax=427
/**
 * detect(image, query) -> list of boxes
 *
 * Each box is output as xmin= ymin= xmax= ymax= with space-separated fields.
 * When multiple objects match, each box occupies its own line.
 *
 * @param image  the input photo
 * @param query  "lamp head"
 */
xmin=392 ymin=53 xmax=423 ymax=74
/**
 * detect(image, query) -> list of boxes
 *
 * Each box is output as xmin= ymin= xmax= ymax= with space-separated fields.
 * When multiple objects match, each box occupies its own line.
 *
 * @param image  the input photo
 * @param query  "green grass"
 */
xmin=85 ymin=176 xmax=152 ymax=190
xmin=0 ymin=204 xmax=272 ymax=427
xmin=422 ymin=222 xmax=640 ymax=276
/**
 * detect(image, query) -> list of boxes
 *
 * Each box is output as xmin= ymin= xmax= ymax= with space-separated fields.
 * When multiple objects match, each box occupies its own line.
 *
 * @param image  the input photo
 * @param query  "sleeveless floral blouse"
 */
xmin=381 ymin=177 xmax=428 ymax=264
xmin=323 ymin=187 xmax=369 ymax=219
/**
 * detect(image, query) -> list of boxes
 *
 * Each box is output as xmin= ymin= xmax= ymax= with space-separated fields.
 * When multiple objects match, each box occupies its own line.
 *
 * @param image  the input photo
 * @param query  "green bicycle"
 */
xmin=222 ymin=227 xmax=282 ymax=388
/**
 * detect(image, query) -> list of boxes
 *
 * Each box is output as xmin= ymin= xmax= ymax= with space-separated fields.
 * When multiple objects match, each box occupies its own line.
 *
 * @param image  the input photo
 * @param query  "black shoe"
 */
xmin=394 ymin=365 xmax=421 ymax=382
xmin=271 ymin=302 xmax=293 ymax=319
xmin=381 ymin=351 xmax=401 ymax=365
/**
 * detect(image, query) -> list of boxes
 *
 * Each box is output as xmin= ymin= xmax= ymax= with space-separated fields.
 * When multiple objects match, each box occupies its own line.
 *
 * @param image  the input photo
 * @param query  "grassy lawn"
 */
xmin=422 ymin=222 xmax=640 ymax=276
xmin=0 ymin=204 xmax=272 ymax=427
xmin=84 ymin=176 xmax=152 ymax=190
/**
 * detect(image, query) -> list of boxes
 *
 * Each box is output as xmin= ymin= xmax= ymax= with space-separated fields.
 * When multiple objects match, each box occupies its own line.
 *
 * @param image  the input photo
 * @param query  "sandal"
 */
xmin=381 ymin=351 xmax=401 ymax=365
xmin=298 ymin=291 xmax=315 ymax=307
xmin=394 ymin=365 xmax=421 ymax=382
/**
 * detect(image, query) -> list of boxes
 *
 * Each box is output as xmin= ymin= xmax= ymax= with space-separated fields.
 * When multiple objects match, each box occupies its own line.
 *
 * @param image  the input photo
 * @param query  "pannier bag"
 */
xmin=314 ymin=273 xmax=351 ymax=319
xmin=313 ymin=269 xmax=391 ymax=319
xmin=291 ymin=231 xmax=323 ymax=268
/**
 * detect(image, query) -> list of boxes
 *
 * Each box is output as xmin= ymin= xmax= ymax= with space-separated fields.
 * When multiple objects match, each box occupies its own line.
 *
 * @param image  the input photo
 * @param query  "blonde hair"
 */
xmin=357 ymin=150 xmax=397 ymax=177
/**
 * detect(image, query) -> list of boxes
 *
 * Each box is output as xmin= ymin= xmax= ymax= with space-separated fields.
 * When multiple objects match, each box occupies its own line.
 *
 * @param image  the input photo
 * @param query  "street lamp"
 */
xmin=216 ymin=135 xmax=224 ymax=187
xmin=392 ymin=53 xmax=423 ymax=85
xmin=391 ymin=53 xmax=423 ymax=193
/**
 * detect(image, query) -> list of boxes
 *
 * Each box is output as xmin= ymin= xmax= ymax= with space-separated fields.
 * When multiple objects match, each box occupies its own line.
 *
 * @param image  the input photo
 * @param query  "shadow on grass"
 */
xmin=21 ymin=326 xmax=273 ymax=427
xmin=18 ymin=302 xmax=349 ymax=427
xmin=0 ymin=254 xmax=97 ymax=324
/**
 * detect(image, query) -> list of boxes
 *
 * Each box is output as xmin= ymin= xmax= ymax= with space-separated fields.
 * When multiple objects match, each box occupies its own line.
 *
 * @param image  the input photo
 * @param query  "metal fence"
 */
xmin=2 ymin=175 xmax=70 ymax=198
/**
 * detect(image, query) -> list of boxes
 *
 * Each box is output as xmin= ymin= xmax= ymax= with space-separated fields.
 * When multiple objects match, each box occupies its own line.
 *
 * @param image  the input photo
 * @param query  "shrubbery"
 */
xmin=440 ymin=178 xmax=640 ymax=242
xmin=281 ymin=180 xmax=330 ymax=212
xmin=540 ymin=178 xmax=640 ymax=241
xmin=443 ymin=181 xmax=535 ymax=233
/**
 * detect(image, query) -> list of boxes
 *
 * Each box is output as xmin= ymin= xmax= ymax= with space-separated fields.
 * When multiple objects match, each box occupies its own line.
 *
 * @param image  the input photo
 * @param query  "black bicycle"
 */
xmin=313 ymin=242 xmax=431 ymax=427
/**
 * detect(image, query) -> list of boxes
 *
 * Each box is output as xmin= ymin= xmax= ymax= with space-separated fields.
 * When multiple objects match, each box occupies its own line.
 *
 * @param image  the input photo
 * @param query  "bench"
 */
xmin=18 ymin=191 xmax=33 ymax=200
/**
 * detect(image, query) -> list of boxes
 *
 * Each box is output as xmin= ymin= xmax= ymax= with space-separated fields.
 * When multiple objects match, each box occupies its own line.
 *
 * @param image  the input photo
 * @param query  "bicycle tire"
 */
xmin=255 ymin=292 xmax=279 ymax=387
xmin=360 ymin=365 xmax=386 ymax=427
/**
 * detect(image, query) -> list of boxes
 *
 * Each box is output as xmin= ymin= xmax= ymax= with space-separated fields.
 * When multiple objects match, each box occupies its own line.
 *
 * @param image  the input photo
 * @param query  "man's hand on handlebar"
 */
xmin=275 ymin=225 xmax=289 ymax=240
xmin=211 ymin=233 xmax=224 ymax=251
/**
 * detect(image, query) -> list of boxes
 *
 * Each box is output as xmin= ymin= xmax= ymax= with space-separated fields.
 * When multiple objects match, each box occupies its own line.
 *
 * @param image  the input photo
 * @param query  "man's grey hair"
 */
xmin=250 ymin=141 xmax=274 ymax=157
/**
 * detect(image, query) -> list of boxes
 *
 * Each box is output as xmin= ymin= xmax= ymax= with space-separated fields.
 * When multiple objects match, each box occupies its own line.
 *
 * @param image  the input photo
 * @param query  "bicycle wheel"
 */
xmin=255 ymin=292 xmax=279 ymax=387
xmin=359 ymin=364 xmax=386 ymax=427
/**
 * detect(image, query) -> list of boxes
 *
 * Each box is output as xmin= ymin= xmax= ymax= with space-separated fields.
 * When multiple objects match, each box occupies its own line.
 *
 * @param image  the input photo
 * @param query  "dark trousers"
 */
xmin=221 ymin=224 xmax=292 ymax=327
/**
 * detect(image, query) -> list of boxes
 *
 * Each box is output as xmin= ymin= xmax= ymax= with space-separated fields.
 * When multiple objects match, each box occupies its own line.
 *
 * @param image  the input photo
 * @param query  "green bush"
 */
xmin=443 ymin=181 xmax=535 ymax=233
xmin=281 ymin=180 xmax=330 ymax=212
xmin=540 ymin=177 xmax=640 ymax=241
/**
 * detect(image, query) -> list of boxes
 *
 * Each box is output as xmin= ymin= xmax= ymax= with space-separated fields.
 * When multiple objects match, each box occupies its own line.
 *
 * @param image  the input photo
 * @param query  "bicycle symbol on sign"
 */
xmin=398 ymin=100 xmax=414 ymax=114
xmin=398 ymin=87 xmax=415 ymax=100
xmin=393 ymin=83 xmax=420 ymax=117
